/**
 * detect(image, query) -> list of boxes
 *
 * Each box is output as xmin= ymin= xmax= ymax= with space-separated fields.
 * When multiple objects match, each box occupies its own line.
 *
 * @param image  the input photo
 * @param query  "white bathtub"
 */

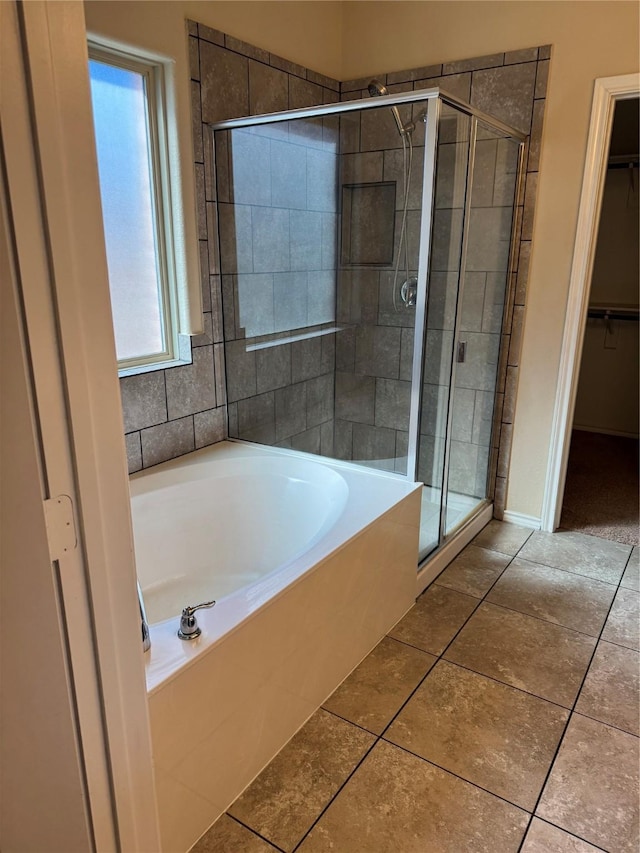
xmin=130 ymin=441 xmax=421 ymax=852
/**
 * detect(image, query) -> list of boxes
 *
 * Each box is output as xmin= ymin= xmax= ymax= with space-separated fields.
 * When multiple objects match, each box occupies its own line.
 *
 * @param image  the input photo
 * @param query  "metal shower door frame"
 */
xmin=210 ymin=89 xmax=528 ymax=556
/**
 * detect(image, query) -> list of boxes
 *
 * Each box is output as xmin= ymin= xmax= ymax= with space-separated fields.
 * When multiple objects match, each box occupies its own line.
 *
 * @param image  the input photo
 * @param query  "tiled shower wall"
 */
xmin=340 ymin=47 xmax=549 ymax=514
xmin=195 ymin=23 xmax=341 ymax=456
xmin=120 ymin=24 xmax=548 ymax=519
xmin=333 ymin=103 xmax=425 ymax=471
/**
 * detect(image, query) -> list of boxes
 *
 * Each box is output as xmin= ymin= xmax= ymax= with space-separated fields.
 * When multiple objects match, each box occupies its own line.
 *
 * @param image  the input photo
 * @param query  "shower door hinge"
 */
xmin=43 ymin=494 xmax=77 ymax=561
xmin=457 ymin=341 xmax=467 ymax=363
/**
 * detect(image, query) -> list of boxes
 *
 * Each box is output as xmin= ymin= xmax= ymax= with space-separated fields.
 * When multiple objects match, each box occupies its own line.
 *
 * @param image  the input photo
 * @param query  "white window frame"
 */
xmin=88 ymin=40 xmax=192 ymax=376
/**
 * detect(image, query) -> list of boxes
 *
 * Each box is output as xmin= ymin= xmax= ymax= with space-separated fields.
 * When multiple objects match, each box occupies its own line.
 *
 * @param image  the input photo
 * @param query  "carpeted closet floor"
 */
xmin=560 ymin=429 xmax=639 ymax=546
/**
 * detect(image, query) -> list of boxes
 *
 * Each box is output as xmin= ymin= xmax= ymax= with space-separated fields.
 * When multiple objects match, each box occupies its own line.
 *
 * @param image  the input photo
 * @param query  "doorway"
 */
xmin=560 ymin=98 xmax=639 ymax=545
xmin=542 ymin=74 xmax=640 ymax=535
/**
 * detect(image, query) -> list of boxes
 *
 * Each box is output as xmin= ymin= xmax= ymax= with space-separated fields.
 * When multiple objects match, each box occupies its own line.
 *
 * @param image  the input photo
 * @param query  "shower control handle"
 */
xmin=178 ymin=600 xmax=216 ymax=640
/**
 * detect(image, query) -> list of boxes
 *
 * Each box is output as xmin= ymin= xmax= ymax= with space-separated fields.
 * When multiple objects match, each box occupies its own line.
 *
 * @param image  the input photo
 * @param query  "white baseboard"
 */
xmin=416 ymin=503 xmax=493 ymax=596
xmin=502 ymin=510 xmax=541 ymax=529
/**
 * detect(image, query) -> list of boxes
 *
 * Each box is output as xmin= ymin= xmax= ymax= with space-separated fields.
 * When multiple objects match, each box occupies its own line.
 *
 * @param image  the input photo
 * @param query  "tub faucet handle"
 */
xmin=178 ymin=600 xmax=216 ymax=641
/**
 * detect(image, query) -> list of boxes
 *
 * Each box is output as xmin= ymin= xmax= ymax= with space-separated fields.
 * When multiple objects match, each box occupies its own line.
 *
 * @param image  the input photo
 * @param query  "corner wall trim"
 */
xmin=540 ymin=73 xmax=640 ymax=533
xmin=502 ymin=510 xmax=541 ymax=530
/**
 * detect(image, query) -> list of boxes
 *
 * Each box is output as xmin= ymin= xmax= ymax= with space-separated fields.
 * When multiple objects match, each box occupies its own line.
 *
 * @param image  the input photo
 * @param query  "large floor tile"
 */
xmin=385 ymin=661 xmax=568 ymax=810
xmin=521 ymin=818 xmax=605 ymax=852
xmin=322 ymin=636 xmax=436 ymax=734
xmin=388 ymin=584 xmax=477 ymax=655
xmin=486 ymin=558 xmax=616 ymax=636
xmin=621 ymin=546 xmax=639 ymax=591
xmin=472 ymin=519 xmax=533 ymax=556
xmin=519 ymin=530 xmax=630 ymax=584
xmin=435 ymin=544 xmax=511 ymax=598
xmin=601 ymin=586 xmax=640 ymax=650
xmin=227 ymin=709 xmax=374 ymax=852
xmin=444 ymin=602 xmax=596 ymax=707
xmin=575 ymin=641 xmax=639 ymax=735
xmin=191 ymin=815 xmax=279 ymax=853
xmin=537 ymin=714 xmax=640 ymax=852
xmin=297 ymin=740 xmax=529 ymax=852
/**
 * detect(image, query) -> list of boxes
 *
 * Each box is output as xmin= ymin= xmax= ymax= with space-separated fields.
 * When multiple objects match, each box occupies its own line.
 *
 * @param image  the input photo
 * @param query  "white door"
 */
xmin=1 ymin=2 xmax=160 ymax=849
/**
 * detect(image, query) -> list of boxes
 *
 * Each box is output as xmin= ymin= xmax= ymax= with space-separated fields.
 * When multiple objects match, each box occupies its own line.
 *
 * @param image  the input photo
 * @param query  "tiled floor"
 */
xmin=192 ymin=522 xmax=640 ymax=853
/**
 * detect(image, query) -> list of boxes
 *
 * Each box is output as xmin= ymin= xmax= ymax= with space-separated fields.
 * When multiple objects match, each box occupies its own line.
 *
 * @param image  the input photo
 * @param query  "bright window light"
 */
xmin=89 ymin=45 xmax=181 ymax=372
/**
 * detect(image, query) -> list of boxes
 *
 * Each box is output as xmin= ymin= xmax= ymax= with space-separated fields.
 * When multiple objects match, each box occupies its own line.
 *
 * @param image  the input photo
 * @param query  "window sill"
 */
xmin=117 ymin=335 xmax=192 ymax=377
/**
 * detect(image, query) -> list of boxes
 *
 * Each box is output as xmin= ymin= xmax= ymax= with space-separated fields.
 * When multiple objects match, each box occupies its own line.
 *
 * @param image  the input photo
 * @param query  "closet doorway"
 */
xmin=561 ymin=97 xmax=639 ymax=545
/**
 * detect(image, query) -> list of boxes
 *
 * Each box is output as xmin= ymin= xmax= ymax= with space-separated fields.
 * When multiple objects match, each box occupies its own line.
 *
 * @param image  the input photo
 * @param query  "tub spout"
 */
xmin=178 ymin=600 xmax=216 ymax=640
xmin=137 ymin=581 xmax=151 ymax=652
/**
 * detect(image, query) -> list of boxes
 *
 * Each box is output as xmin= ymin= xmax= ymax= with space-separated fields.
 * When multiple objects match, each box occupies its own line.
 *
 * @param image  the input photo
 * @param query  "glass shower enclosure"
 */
xmin=210 ymin=88 xmax=526 ymax=564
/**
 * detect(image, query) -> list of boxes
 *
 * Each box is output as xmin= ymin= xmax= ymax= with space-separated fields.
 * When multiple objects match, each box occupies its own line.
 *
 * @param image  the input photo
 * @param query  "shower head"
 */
xmin=367 ymin=79 xmax=389 ymax=97
xmin=367 ymin=78 xmax=407 ymax=136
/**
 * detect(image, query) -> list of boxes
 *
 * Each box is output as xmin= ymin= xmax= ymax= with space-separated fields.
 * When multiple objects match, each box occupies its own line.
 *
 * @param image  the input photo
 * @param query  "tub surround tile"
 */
xmin=120 ymin=372 xmax=167 ymax=434
xmin=386 ymin=661 xmax=568 ymax=810
xmin=435 ymin=544 xmax=511 ymax=598
xmin=601 ymin=587 xmax=640 ymax=650
xmin=228 ymin=709 xmax=374 ymax=852
xmin=237 ymin=392 xmax=275 ymax=441
xmin=537 ymin=714 xmax=640 ymax=853
xmin=518 ymin=530 xmax=631 ymax=585
xmin=125 ymin=432 xmax=142 ymax=474
xmin=472 ymin=519 xmax=532 ymax=556
xmin=323 ymin=636 xmax=436 ymax=734
xmin=194 ymin=408 xmax=226 ymax=449
xmin=140 ymin=417 xmax=195 ymax=468
xmin=275 ymin=384 xmax=307 ymax=441
xmin=575 ymin=641 xmax=639 ymax=736
xmin=165 ymin=346 xmax=216 ymax=420
xmin=225 ymin=340 xmax=257 ymax=402
xmin=486 ymin=558 xmax=617 ymax=637
xmin=388 ymin=584 xmax=478 ymax=655
xmin=291 ymin=337 xmax=331 ymax=383
xmin=291 ymin=426 xmax=322 ymax=455
xmin=521 ymin=819 xmax=605 ymax=852
xmin=445 ymin=602 xmax=596 ymax=708
xmin=306 ymin=374 xmax=334 ymax=428
xmin=256 ymin=344 xmax=292 ymax=394
xmin=297 ymin=740 xmax=529 ymax=852
xmin=191 ymin=815 xmax=278 ymax=852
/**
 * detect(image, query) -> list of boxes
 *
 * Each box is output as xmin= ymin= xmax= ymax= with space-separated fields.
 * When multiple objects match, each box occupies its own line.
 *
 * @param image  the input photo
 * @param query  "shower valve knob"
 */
xmin=178 ymin=600 xmax=216 ymax=640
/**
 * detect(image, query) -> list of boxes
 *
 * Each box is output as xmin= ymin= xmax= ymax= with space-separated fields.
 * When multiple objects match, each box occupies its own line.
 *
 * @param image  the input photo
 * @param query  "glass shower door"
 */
xmin=442 ymin=122 xmax=521 ymax=537
xmin=417 ymin=104 xmax=471 ymax=557
xmin=215 ymin=98 xmax=435 ymax=477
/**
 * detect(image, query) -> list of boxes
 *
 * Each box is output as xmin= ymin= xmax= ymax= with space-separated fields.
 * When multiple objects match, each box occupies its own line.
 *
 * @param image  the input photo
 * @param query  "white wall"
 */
xmin=574 ymin=164 xmax=639 ymax=436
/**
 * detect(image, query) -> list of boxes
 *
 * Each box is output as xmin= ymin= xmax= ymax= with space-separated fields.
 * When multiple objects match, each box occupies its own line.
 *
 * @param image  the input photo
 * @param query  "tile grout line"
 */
xmin=226 ymin=813 xmax=287 ymax=853
xmin=290 ymin=546 xmax=522 ymax=846
xmin=289 ymin=537 xmax=535 ymax=848
xmin=528 ymin=817 xmax=609 ymax=852
xmin=514 ymin=539 xmax=633 ymax=852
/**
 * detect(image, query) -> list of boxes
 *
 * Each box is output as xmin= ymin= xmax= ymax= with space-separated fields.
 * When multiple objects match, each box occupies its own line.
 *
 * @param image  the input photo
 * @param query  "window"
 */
xmin=89 ymin=43 xmax=186 ymax=374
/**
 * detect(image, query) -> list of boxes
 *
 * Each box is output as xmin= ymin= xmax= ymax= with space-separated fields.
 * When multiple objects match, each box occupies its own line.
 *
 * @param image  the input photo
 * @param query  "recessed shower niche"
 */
xmin=212 ymin=88 xmax=525 ymax=562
